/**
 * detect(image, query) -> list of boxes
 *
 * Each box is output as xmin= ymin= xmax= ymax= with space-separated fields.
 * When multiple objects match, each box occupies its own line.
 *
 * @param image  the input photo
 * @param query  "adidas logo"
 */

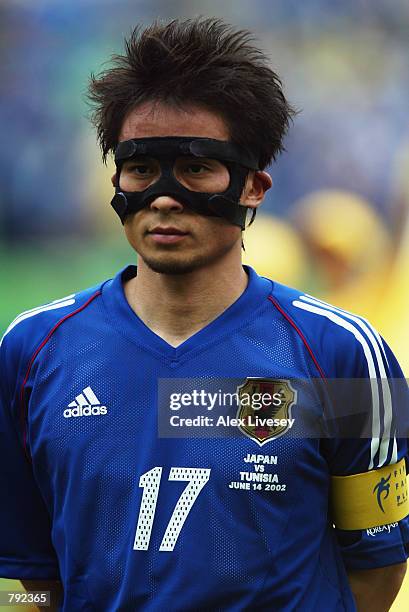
xmin=64 ymin=386 xmax=108 ymax=418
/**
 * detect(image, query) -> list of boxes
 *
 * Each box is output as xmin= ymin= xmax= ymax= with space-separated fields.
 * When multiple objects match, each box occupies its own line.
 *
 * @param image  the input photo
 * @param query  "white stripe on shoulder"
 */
xmin=292 ymin=298 xmax=396 ymax=468
xmin=1 ymin=296 xmax=76 ymax=347
xmin=303 ymin=293 xmax=388 ymax=364
xmin=8 ymin=294 xmax=75 ymax=327
xmin=4 ymin=293 xmax=75 ymax=335
xmin=297 ymin=295 xmax=395 ymax=465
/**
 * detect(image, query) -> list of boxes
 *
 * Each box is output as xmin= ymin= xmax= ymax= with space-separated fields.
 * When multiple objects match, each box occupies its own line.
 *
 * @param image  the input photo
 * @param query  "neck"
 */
xmin=124 ymin=253 xmax=248 ymax=347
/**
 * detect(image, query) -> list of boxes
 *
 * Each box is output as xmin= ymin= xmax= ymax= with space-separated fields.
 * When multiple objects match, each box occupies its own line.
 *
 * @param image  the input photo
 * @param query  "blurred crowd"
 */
xmin=1 ymin=0 xmax=409 ymax=371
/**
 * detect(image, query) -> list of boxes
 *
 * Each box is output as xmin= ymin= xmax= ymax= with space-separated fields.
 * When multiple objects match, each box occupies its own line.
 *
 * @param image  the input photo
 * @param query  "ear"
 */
xmin=241 ymin=171 xmax=272 ymax=209
xmin=111 ymin=173 xmax=116 ymax=188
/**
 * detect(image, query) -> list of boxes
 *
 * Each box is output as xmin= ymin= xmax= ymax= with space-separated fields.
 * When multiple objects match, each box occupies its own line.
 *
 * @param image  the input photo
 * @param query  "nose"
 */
xmin=150 ymin=195 xmax=184 ymax=214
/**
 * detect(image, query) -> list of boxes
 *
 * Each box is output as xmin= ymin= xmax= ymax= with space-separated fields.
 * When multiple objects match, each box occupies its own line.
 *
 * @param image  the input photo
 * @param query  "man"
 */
xmin=1 ymin=18 xmax=408 ymax=611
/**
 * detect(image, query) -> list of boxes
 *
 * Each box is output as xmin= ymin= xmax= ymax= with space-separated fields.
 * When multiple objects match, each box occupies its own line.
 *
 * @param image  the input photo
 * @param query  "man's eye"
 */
xmin=131 ymin=165 xmax=154 ymax=175
xmin=186 ymin=164 xmax=208 ymax=174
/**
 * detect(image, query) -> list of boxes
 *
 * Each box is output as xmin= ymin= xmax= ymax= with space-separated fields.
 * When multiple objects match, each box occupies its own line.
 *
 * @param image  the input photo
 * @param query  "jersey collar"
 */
xmin=101 ymin=264 xmax=273 ymax=360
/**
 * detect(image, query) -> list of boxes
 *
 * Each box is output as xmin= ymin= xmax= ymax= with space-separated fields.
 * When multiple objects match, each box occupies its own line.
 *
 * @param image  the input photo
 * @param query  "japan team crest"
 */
xmin=236 ymin=378 xmax=297 ymax=446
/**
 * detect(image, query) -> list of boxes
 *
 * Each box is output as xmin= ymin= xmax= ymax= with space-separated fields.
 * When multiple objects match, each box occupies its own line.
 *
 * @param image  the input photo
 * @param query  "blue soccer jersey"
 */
xmin=1 ymin=265 xmax=408 ymax=611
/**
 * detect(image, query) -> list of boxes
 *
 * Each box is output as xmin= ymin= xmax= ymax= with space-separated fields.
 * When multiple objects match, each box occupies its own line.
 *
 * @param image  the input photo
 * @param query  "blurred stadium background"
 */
xmin=0 ymin=0 xmax=408 ymax=609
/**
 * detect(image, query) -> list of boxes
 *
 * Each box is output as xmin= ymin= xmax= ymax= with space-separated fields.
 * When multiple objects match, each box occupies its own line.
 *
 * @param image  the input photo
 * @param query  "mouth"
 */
xmin=147 ymin=226 xmax=189 ymax=244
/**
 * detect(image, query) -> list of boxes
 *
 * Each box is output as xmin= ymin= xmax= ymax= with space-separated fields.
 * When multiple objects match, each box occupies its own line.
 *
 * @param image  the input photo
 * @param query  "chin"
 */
xmin=141 ymin=255 xmax=207 ymax=275
xmin=137 ymin=237 xmax=239 ymax=276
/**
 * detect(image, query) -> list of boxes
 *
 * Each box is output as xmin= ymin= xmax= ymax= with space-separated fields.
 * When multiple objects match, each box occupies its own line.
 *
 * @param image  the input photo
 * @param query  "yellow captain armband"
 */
xmin=330 ymin=457 xmax=409 ymax=530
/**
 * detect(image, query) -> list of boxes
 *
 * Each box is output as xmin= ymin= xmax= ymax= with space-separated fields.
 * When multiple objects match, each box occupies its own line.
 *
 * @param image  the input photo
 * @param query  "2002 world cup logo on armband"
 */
xmin=331 ymin=457 xmax=409 ymax=530
xmin=236 ymin=378 xmax=297 ymax=446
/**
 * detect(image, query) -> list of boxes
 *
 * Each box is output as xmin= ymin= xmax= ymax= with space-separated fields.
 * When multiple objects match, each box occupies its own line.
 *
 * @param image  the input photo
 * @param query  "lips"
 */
xmin=147 ymin=226 xmax=189 ymax=244
xmin=149 ymin=226 xmax=188 ymax=235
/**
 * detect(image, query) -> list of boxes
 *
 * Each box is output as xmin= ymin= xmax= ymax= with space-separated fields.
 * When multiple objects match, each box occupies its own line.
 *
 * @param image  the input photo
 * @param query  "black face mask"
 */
xmin=110 ymin=137 xmax=260 ymax=229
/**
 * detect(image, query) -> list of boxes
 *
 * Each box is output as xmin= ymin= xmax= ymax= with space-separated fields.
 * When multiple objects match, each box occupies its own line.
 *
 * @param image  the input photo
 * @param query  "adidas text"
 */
xmin=64 ymin=405 xmax=108 ymax=418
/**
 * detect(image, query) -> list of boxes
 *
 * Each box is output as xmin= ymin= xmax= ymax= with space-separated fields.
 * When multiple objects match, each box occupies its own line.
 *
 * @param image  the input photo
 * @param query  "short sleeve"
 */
xmin=322 ymin=335 xmax=409 ymax=570
xmin=0 ymin=334 xmax=60 ymax=579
